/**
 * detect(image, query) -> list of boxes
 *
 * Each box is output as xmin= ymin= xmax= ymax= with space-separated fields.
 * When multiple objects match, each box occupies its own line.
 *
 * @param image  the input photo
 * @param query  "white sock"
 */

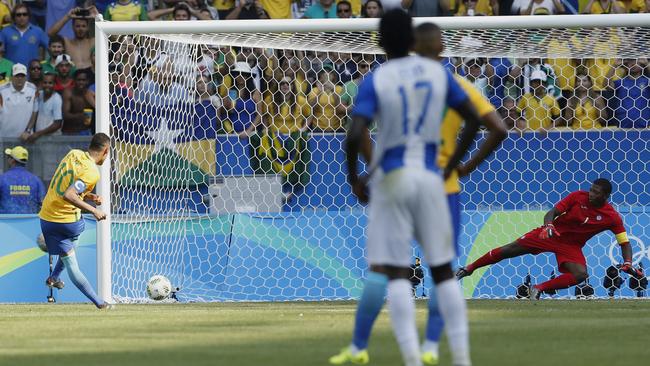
xmin=436 ymin=279 xmax=471 ymax=366
xmin=387 ymin=279 xmax=422 ymax=366
xmin=422 ymin=340 xmax=439 ymax=356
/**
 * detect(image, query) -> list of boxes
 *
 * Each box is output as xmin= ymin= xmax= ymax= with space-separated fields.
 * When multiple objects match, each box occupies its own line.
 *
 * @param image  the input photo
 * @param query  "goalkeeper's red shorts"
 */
xmin=516 ymin=227 xmax=586 ymax=273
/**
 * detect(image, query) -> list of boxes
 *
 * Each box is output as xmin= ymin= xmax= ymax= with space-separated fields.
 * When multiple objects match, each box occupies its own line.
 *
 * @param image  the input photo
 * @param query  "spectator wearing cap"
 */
xmin=225 ymin=0 xmax=270 ymax=19
xmin=0 ymin=146 xmax=45 ymax=214
xmin=22 ymin=73 xmax=63 ymax=143
xmin=48 ymin=6 xmax=98 ymax=70
xmin=103 ymin=0 xmax=149 ymax=21
xmin=0 ymin=41 xmax=13 ymax=85
xmin=611 ymin=58 xmax=650 ymax=128
xmin=28 ymin=59 xmax=44 ymax=89
xmin=303 ymin=0 xmax=338 ymax=18
xmin=0 ymin=64 xmax=38 ymax=138
xmin=516 ymin=70 xmax=561 ymax=131
xmin=222 ymin=61 xmax=262 ymax=137
xmin=53 ymin=54 xmax=75 ymax=93
xmin=0 ymin=4 xmax=49 ymax=67
xmin=62 ymin=69 xmax=95 ymax=136
xmin=41 ymin=35 xmax=72 ymax=75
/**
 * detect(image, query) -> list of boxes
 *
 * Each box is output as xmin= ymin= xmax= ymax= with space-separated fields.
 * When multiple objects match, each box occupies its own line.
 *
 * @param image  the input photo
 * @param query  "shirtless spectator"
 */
xmin=62 ymin=69 xmax=95 ymax=135
xmin=48 ymin=7 xmax=97 ymax=70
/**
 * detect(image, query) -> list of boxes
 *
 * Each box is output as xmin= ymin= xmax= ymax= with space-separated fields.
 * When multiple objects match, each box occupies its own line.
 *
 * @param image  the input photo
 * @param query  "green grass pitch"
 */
xmin=1 ymin=300 xmax=649 ymax=366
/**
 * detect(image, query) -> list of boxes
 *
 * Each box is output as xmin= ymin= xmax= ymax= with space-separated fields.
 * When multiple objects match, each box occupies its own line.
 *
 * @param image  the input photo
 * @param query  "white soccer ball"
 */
xmin=146 ymin=275 xmax=172 ymax=301
xmin=36 ymin=233 xmax=47 ymax=252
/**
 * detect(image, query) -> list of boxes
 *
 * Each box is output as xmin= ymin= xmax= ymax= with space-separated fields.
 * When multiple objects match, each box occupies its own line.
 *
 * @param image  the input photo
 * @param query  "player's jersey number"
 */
xmin=50 ymin=162 xmax=74 ymax=196
xmin=399 ymin=81 xmax=433 ymax=136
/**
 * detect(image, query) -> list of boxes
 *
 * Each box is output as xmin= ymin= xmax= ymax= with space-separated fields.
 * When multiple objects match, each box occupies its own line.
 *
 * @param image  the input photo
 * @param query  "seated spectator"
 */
xmin=612 ymin=58 xmax=650 ymax=128
xmin=48 ymin=7 xmax=97 ymax=70
xmin=104 ymin=0 xmax=149 ymax=21
xmin=222 ymin=61 xmax=262 ymax=138
xmin=42 ymin=35 xmax=70 ymax=75
xmin=453 ymin=0 xmax=497 ymax=15
xmin=53 ymin=54 xmax=75 ymax=93
xmin=0 ymin=5 xmax=49 ymax=67
xmin=226 ymin=1 xmax=270 ymax=20
xmin=303 ymin=0 xmax=339 ymax=18
xmin=499 ymin=96 xmax=526 ymax=130
xmin=362 ymin=0 xmax=384 ymax=17
xmin=517 ymin=70 xmax=561 ymax=131
xmin=0 ymin=41 xmax=13 ymax=83
xmin=22 ymin=73 xmax=63 ymax=143
xmin=62 ymin=69 xmax=95 ymax=135
xmin=265 ymin=76 xmax=312 ymax=133
xmin=28 ymin=59 xmax=43 ymax=89
xmin=336 ymin=1 xmax=354 ymax=18
xmin=149 ymin=2 xmax=213 ymax=20
xmin=0 ymin=64 xmax=38 ymax=138
xmin=403 ymin=0 xmax=447 ymax=16
xmin=0 ymin=146 xmax=45 ymax=214
xmin=308 ymin=69 xmax=344 ymax=132
xmin=521 ymin=0 xmax=565 ymax=14
xmin=582 ymin=0 xmax=624 ymax=13
xmin=135 ymin=58 xmax=190 ymax=106
xmin=563 ymin=74 xmax=606 ymax=129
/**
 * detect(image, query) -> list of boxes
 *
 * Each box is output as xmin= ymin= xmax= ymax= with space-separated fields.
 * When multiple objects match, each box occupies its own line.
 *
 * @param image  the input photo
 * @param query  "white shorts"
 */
xmin=366 ymin=168 xmax=454 ymax=268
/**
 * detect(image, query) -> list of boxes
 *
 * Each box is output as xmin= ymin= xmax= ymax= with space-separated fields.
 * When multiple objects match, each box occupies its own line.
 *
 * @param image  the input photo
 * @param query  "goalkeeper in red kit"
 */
xmin=456 ymin=178 xmax=644 ymax=299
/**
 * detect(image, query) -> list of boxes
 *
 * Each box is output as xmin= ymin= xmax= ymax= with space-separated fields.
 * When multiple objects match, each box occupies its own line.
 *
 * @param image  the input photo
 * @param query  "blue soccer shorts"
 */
xmin=40 ymin=219 xmax=85 ymax=256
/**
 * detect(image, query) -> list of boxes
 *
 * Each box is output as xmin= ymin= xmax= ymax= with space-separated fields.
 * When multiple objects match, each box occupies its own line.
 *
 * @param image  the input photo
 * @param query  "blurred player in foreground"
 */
xmin=39 ymin=133 xmax=111 ymax=309
xmin=457 ymin=178 xmax=644 ymax=299
xmin=414 ymin=22 xmax=508 ymax=365
xmin=331 ymin=10 xmax=483 ymax=366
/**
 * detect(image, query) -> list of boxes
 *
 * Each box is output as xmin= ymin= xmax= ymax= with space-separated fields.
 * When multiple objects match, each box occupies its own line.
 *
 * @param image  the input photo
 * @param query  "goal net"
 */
xmin=96 ymin=15 xmax=650 ymax=302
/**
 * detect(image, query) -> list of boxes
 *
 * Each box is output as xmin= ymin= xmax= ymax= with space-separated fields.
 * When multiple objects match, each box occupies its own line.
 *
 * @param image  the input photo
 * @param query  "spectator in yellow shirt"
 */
xmin=562 ymin=74 xmax=606 ymax=129
xmin=453 ymin=0 xmax=497 ymax=15
xmin=517 ymin=70 xmax=561 ymax=131
xmin=265 ymin=76 xmax=312 ymax=133
xmin=308 ymin=69 xmax=344 ymax=132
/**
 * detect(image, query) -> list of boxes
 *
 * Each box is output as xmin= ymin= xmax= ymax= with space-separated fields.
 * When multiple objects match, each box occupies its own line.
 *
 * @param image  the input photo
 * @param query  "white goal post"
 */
xmin=95 ymin=14 xmax=650 ymax=302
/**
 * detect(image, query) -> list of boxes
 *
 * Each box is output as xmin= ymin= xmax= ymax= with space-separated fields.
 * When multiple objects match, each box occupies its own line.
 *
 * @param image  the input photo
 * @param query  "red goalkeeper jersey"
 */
xmin=551 ymin=191 xmax=628 ymax=247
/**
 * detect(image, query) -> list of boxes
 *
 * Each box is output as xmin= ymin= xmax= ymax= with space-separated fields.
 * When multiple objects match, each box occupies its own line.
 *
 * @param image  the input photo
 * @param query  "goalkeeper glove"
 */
xmin=620 ymin=262 xmax=644 ymax=278
xmin=538 ymin=223 xmax=560 ymax=240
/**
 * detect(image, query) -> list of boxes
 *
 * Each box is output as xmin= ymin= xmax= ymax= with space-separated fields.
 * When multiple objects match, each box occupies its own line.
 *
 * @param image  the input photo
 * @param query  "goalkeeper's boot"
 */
xmin=329 ymin=346 xmax=369 ymax=365
xmin=45 ymin=277 xmax=65 ymax=290
xmin=528 ymin=286 xmax=542 ymax=300
xmin=421 ymin=351 xmax=439 ymax=365
xmin=455 ymin=267 xmax=472 ymax=280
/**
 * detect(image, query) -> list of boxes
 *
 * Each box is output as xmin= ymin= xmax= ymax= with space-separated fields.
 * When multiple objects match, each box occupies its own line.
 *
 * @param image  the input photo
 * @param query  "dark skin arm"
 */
xmin=443 ymin=99 xmax=482 ymax=179
xmin=346 ymin=116 xmax=372 ymax=204
xmin=457 ymin=110 xmax=508 ymax=177
xmin=543 ymin=207 xmax=561 ymax=225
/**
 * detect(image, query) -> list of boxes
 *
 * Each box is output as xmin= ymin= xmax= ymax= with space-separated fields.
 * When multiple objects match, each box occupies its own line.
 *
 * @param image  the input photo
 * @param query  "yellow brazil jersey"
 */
xmin=453 ymin=0 xmax=494 ymax=15
xmin=517 ymin=93 xmax=560 ymax=130
xmin=266 ymin=95 xmax=311 ymax=133
xmin=261 ymin=0 xmax=292 ymax=19
xmin=546 ymin=37 xmax=580 ymax=92
xmin=213 ymin=0 xmax=236 ymax=11
xmin=309 ymin=85 xmax=344 ymax=131
xmin=104 ymin=0 xmax=148 ymax=21
xmin=571 ymin=99 xmax=603 ymax=129
xmin=0 ymin=3 xmax=11 ymax=28
xmin=619 ymin=0 xmax=646 ymax=12
xmin=39 ymin=150 xmax=100 ymax=223
xmin=438 ymin=75 xmax=496 ymax=194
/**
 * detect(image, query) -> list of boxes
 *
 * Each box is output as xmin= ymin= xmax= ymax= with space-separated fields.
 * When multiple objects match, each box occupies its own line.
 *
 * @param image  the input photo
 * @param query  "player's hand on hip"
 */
xmin=538 ymin=223 xmax=560 ymax=240
xmin=93 ymin=208 xmax=107 ymax=221
xmin=352 ymin=176 xmax=369 ymax=204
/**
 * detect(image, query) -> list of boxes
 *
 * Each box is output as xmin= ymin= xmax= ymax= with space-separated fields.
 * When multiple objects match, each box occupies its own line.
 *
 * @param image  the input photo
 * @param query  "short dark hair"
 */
xmin=89 ymin=133 xmax=110 ymax=152
xmin=379 ymin=9 xmax=413 ymax=58
xmin=12 ymin=4 xmax=30 ymax=19
xmin=337 ymin=0 xmax=352 ymax=10
xmin=593 ymin=178 xmax=612 ymax=195
xmin=174 ymin=3 xmax=191 ymax=17
xmin=74 ymin=68 xmax=91 ymax=79
xmin=49 ymin=35 xmax=65 ymax=47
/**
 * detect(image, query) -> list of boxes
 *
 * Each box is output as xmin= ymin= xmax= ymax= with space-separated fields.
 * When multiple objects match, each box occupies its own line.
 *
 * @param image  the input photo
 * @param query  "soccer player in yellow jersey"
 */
xmin=414 ymin=23 xmax=507 ymax=365
xmin=40 ymin=133 xmax=111 ymax=309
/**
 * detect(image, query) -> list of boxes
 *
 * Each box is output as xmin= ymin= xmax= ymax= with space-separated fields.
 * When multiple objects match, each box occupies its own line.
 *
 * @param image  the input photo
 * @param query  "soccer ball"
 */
xmin=146 ymin=275 xmax=172 ymax=300
xmin=36 ymin=233 xmax=47 ymax=252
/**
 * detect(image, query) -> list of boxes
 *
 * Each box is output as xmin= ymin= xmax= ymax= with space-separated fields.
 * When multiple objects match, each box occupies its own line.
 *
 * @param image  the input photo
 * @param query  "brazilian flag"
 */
xmin=249 ymin=130 xmax=310 ymax=189
xmin=112 ymin=100 xmax=217 ymax=187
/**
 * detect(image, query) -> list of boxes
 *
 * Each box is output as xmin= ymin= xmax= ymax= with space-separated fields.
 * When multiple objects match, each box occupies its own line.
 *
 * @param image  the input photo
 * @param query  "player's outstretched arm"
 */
xmin=457 ymin=110 xmax=507 ymax=177
xmin=62 ymin=185 xmax=107 ymax=221
xmin=346 ymin=116 xmax=372 ymax=204
xmin=444 ymin=99 xmax=482 ymax=179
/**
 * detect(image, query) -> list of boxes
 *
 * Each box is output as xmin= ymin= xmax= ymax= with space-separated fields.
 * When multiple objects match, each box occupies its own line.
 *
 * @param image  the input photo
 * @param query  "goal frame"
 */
xmin=94 ymin=13 xmax=650 ymax=302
